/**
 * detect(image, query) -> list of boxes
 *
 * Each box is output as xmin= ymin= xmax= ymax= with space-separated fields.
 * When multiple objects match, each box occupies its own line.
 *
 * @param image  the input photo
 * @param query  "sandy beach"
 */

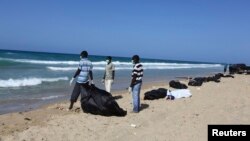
xmin=1 ymin=74 xmax=250 ymax=141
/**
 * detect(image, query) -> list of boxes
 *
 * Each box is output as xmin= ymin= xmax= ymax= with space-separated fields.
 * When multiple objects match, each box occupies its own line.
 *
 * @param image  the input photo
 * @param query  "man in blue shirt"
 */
xmin=69 ymin=50 xmax=94 ymax=110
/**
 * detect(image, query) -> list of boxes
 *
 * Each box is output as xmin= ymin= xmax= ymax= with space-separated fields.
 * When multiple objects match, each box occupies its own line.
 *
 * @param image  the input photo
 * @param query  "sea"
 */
xmin=0 ymin=49 xmax=224 ymax=114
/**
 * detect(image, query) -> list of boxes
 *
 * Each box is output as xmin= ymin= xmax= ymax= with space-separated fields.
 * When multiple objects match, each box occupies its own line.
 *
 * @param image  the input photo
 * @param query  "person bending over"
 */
xmin=69 ymin=50 xmax=94 ymax=110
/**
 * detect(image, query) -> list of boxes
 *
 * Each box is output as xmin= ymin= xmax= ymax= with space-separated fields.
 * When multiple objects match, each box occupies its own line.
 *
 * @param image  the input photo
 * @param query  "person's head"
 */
xmin=106 ymin=56 xmax=112 ymax=64
xmin=131 ymin=55 xmax=140 ymax=64
xmin=80 ymin=51 xmax=88 ymax=59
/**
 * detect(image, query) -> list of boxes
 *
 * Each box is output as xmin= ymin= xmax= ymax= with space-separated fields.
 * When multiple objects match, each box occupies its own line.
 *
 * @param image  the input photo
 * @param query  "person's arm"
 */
xmin=73 ymin=69 xmax=81 ymax=78
xmin=130 ymin=74 xmax=136 ymax=87
xmin=69 ymin=69 xmax=81 ymax=85
xmin=128 ymin=74 xmax=136 ymax=93
xmin=103 ymin=71 xmax=106 ymax=80
xmin=74 ymin=60 xmax=83 ymax=78
xmin=89 ymin=70 xmax=93 ymax=80
xmin=88 ymin=62 xmax=94 ymax=84
xmin=112 ymin=70 xmax=115 ymax=80
xmin=89 ymin=70 xmax=95 ymax=86
xmin=130 ymin=64 xmax=136 ymax=87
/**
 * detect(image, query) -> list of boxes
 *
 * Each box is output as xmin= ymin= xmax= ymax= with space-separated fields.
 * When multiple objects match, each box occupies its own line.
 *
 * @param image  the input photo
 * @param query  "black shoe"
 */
xmin=69 ymin=102 xmax=74 ymax=110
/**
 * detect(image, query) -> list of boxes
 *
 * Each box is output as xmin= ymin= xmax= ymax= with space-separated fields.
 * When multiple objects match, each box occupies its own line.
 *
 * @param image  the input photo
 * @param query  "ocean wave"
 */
xmin=40 ymin=95 xmax=63 ymax=100
xmin=0 ymin=57 xmax=223 ymax=70
xmin=31 ymin=95 xmax=64 ymax=100
xmin=47 ymin=66 xmax=128 ymax=71
xmin=0 ymin=77 xmax=69 ymax=88
xmin=5 ymin=52 xmax=16 ymax=55
xmin=0 ymin=58 xmax=131 ymax=65
xmin=47 ymin=66 xmax=77 ymax=71
xmin=47 ymin=63 xmax=223 ymax=71
xmin=92 ymin=61 xmax=132 ymax=65
xmin=0 ymin=58 xmax=79 ymax=65
xmin=0 ymin=57 xmax=223 ymax=69
xmin=26 ymin=95 xmax=64 ymax=101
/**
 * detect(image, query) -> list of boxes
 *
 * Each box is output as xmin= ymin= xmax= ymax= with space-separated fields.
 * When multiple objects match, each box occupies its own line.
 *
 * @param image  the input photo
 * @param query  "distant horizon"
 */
xmin=0 ymin=48 xmax=227 ymax=65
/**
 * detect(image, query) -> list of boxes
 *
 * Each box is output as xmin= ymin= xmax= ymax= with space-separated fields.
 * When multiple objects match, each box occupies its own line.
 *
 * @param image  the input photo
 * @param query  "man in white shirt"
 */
xmin=102 ymin=56 xmax=115 ymax=93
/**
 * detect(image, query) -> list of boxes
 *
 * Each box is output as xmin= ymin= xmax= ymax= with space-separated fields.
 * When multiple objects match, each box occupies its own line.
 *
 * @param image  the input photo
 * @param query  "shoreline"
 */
xmin=1 ymin=74 xmax=250 ymax=141
xmin=0 ymin=70 xmax=216 ymax=116
xmin=0 ymin=79 xmax=170 ymax=115
xmin=0 ymin=80 xmax=171 ymax=136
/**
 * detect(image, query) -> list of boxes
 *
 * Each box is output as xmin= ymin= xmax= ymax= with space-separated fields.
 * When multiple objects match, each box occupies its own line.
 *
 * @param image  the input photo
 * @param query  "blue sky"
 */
xmin=0 ymin=0 xmax=249 ymax=64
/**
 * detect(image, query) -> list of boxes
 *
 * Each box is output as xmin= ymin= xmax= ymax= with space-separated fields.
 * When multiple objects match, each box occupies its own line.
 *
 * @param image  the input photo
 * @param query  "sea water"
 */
xmin=0 ymin=49 xmax=223 ymax=114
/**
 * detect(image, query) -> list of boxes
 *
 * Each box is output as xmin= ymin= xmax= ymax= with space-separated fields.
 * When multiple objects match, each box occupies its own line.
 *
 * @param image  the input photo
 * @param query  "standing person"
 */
xmin=128 ymin=55 xmax=143 ymax=113
xmin=224 ymin=64 xmax=228 ymax=74
xmin=102 ymin=56 xmax=115 ymax=93
xmin=68 ymin=50 xmax=94 ymax=110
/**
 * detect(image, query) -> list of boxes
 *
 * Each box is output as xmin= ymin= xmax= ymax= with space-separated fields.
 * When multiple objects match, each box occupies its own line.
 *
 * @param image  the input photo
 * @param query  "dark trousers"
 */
xmin=70 ymin=82 xmax=89 ymax=103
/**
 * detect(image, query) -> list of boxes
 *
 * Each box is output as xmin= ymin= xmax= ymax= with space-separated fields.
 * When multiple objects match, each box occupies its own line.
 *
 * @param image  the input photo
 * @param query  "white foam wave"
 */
xmin=47 ymin=63 xmax=223 ymax=71
xmin=47 ymin=66 xmax=127 ymax=71
xmin=31 ymin=95 xmax=64 ymax=100
xmin=0 ymin=58 xmax=78 ymax=65
xmin=41 ymin=95 xmax=63 ymax=100
xmin=93 ymin=62 xmax=223 ymax=69
xmin=47 ymin=66 xmax=77 ymax=71
xmin=0 ymin=77 xmax=69 ymax=88
xmin=92 ymin=61 xmax=132 ymax=65
xmin=0 ymin=58 xmax=130 ymax=65
xmin=0 ymin=58 xmax=223 ymax=70
xmin=5 ymin=52 xmax=16 ymax=55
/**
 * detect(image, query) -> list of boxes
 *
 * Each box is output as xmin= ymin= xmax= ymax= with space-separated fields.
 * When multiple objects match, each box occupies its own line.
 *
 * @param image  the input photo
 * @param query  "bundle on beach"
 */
xmin=229 ymin=64 xmax=250 ymax=74
xmin=81 ymin=86 xmax=127 ymax=117
xmin=188 ymin=73 xmax=234 ymax=87
xmin=169 ymin=80 xmax=188 ymax=89
xmin=166 ymin=89 xmax=192 ymax=100
xmin=144 ymin=88 xmax=167 ymax=100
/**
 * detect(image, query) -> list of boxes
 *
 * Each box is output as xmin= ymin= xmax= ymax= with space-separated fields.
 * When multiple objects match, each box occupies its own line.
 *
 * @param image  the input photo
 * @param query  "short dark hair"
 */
xmin=132 ymin=55 xmax=140 ymax=62
xmin=106 ymin=56 xmax=112 ymax=61
xmin=80 ymin=51 xmax=88 ymax=58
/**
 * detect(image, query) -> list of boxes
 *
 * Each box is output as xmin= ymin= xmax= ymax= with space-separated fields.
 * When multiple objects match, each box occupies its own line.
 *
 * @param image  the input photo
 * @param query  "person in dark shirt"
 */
xmin=129 ymin=55 xmax=143 ymax=113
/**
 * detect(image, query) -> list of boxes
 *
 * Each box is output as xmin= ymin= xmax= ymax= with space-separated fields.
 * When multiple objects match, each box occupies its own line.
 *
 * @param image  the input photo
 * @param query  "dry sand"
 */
xmin=1 ymin=74 xmax=250 ymax=141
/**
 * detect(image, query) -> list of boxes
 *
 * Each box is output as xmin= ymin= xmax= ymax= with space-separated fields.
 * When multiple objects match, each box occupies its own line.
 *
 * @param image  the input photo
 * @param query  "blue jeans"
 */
xmin=132 ymin=82 xmax=142 ymax=112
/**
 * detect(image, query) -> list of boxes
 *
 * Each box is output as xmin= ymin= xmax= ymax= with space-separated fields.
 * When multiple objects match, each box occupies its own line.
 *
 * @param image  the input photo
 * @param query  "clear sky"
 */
xmin=0 ymin=0 xmax=249 ymax=64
